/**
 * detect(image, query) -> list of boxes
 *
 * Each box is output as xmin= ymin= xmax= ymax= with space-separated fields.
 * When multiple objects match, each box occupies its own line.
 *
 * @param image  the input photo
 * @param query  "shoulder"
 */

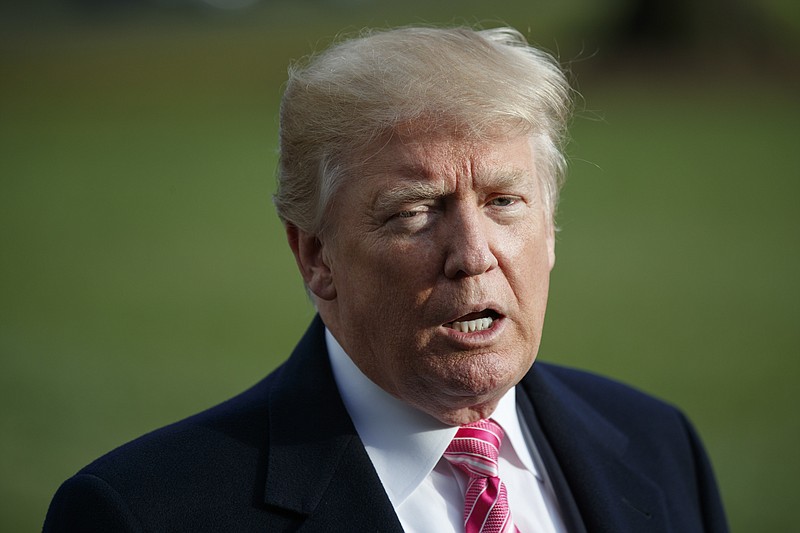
xmin=522 ymin=360 xmax=713 ymax=481
xmin=92 ymin=369 xmax=278 ymax=472
xmin=45 ymin=317 xmax=335 ymax=531
xmin=522 ymin=361 xmax=701 ymax=455
xmin=530 ymin=361 xmax=680 ymax=417
xmin=520 ymin=362 xmax=729 ymax=531
xmin=44 ymin=370 xmax=282 ymax=531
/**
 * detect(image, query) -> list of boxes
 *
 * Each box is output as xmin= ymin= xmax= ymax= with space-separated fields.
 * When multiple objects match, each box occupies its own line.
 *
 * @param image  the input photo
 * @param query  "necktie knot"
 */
xmin=444 ymin=418 xmax=504 ymax=479
xmin=443 ymin=419 xmax=518 ymax=533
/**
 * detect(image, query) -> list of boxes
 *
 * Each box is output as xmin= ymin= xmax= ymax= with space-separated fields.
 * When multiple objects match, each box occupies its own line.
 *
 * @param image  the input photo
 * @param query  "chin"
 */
xmin=424 ymin=358 xmax=520 ymax=402
xmin=459 ymin=350 xmax=528 ymax=387
xmin=413 ymin=391 xmax=509 ymax=426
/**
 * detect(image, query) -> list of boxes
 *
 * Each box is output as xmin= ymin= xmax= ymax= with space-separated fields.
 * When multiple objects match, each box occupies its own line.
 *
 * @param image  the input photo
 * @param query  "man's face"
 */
xmin=309 ymin=130 xmax=555 ymax=425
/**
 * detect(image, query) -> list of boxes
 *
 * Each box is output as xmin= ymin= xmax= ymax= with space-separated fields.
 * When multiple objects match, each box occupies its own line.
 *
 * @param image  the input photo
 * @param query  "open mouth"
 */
xmin=444 ymin=309 xmax=500 ymax=333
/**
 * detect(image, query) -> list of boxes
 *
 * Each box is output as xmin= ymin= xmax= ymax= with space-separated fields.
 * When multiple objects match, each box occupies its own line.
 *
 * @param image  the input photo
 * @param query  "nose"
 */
xmin=443 ymin=206 xmax=499 ymax=279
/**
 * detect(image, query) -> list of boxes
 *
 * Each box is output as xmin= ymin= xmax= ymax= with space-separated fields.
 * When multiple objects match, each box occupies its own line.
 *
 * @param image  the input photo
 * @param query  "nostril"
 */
xmin=444 ymin=244 xmax=498 ymax=279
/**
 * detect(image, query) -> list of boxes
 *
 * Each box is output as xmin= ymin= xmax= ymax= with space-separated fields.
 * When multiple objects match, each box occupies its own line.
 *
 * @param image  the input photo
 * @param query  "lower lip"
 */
xmin=439 ymin=316 xmax=506 ymax=346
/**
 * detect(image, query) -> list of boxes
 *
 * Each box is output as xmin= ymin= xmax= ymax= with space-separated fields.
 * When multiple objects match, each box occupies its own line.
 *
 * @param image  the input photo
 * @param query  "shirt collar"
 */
xmin=326 ymin=329 xmax=541 ymax=507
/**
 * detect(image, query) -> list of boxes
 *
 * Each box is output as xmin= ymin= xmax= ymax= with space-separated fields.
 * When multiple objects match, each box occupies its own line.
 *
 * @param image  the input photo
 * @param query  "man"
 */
xmin=44 ymin=27 xmax=728 ymax=532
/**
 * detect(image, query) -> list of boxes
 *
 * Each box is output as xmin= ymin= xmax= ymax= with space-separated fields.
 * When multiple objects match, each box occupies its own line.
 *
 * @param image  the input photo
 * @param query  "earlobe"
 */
xmin=285 ymin=224 xmax=337 ymax=300
xmin=546 ymin=221 xmax=556 ymax=271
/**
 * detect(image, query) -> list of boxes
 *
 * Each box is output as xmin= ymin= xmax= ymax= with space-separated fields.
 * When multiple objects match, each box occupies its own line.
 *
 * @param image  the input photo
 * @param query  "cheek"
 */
xmin=339 ymin=241 xmax=437 ymax=311
xmin=370 ymin=238 xmax=440 ymax=280
xmin=505 ymin=231 xmax=553 ymax=306
xmin=500 ymin=221 xmax=550 ymax=268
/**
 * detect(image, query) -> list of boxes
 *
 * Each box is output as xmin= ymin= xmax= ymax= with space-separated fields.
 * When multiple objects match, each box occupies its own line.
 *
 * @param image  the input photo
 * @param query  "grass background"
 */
xmin=2 ymin=1 xmax=799 ymax=530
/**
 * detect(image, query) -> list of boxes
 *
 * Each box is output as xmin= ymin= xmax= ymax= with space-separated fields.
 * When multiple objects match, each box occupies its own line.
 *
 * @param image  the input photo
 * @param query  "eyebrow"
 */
xmin=373 ymin=167 xmax=532 ymax=213
xmin=373 ymin=181 xmax=445 ymax=214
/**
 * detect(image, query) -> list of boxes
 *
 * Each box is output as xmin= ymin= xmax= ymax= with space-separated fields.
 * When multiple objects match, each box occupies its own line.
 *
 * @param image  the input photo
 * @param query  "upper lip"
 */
xmin=442 ymin=303 xmax=504 ymax=325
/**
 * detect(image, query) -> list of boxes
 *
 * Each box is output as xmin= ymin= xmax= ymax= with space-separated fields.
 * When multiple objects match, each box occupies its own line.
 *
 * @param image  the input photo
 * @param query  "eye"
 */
xmin=489 ymin=196 xmax=517 ymax=207
xmin=388 ymin=205 xmax=436 ymax=233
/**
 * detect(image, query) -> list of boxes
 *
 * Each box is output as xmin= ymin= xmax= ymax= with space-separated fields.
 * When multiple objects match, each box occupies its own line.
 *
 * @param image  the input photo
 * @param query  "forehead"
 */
xmin=358 ymin=131 xmax=538 ymax=192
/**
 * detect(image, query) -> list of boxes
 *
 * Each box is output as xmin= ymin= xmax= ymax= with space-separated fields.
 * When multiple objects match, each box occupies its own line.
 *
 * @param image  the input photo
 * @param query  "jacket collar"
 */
xmin=520 ymin=363 xmax=671 ymax=533
xmin=263 ymin=315 xmax=404 ymax=531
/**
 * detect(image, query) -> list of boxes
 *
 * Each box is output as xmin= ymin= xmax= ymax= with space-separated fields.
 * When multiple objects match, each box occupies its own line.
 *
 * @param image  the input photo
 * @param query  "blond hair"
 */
xmin=275 ymin=26 xmax=572 ymax=235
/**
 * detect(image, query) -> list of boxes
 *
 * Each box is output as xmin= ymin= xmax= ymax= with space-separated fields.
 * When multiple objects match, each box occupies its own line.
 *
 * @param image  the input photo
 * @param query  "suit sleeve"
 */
xmin=43 ymin=473 xmax=144 ymax=533
xmin=679 ymin=412 xmax=729 ymax=533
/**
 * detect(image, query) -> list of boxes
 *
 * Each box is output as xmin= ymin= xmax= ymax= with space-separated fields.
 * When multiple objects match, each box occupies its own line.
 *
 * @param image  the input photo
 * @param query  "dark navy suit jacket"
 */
xmin=44 ymin=316 xmax=728 ymax=532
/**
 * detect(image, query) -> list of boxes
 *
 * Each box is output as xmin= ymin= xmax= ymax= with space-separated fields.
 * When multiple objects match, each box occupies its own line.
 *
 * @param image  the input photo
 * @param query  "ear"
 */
xmin=546 ymin=218 xmax=556 ymax=272
xmin=285 ymin=224 xmax=337 ymax=301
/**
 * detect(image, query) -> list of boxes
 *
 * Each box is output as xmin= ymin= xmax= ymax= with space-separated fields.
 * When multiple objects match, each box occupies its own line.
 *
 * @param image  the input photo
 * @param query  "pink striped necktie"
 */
xmin=444 ymin=419 xmax=520 ymax=533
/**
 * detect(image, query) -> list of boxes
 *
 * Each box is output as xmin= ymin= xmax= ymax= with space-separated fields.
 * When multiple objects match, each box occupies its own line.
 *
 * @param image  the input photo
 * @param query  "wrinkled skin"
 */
xmin=287 ymin=131 xmax=555 ymax=425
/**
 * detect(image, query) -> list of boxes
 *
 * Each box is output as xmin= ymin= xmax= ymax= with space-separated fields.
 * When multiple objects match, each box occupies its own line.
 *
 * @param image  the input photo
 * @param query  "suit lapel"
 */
xmin=263 ymin=316 xmax=403 ymax=532
xmin=519 ymin=363 xmax=671 ymax=533
xmin=516 ymin=386 xmax=588 ymax=533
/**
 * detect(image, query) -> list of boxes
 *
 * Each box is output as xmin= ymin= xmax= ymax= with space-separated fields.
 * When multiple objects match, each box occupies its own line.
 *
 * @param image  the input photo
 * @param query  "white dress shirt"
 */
xmin=326 ymin=329 xmax=567 ymax=533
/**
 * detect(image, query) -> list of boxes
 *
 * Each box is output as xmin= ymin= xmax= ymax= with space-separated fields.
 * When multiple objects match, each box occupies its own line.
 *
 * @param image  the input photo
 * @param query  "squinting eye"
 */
xmin=491 ymin=197 xmax=516 ymax=207
xmin=389 ymin=206 xmax=434 ymax=233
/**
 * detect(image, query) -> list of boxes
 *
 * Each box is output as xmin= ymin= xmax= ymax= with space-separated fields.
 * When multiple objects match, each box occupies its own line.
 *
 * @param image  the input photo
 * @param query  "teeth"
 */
xmin=448 ymin=317 xmax=493 ymax=333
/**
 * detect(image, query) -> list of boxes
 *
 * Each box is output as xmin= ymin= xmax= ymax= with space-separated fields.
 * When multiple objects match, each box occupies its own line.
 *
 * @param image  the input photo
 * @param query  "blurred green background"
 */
xmin=1 ymin=0 xmax=798 ymax=530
